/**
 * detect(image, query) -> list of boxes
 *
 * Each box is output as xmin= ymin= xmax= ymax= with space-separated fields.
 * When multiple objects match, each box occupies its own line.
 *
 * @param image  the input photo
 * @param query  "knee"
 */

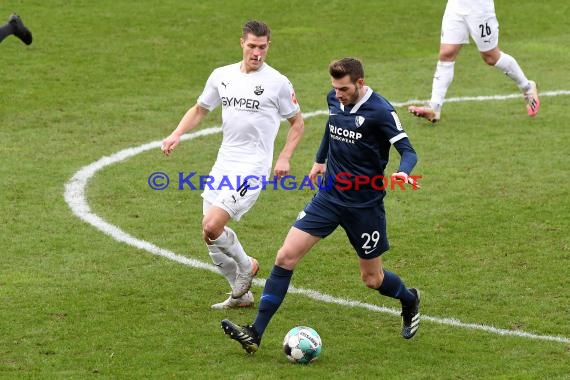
xmin=482 ymin=55 xmax=497 ymax=66
xmin=481 ymin=48 xmax=500 ymax=66
xmin=202 ymin=220 xmax=223 ymax=243
xmin=275 ymin=246 xmax=299 ymax=270
xmin=361 ymin=271 xmax=383 ymax=289
xmin=438 ymin=44 xmax=460 ymax=62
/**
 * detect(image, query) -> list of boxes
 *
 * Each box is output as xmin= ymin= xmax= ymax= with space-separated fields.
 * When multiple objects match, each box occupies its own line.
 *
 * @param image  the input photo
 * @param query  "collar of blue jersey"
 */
xmin=340 ymin=86 xmax=373 ymax=114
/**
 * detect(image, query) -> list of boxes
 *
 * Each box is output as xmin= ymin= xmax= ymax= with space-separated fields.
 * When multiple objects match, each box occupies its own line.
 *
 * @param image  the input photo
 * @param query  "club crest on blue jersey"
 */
xmin=355 ymin=116 xmax=365 ymax=128
xmin=254 ymin=85 xmax=264 ymax=96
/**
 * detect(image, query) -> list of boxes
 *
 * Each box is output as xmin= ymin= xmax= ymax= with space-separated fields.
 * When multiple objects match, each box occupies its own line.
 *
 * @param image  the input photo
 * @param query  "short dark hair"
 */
xmin=242 ymin=20 xmax=271 ymax=40
xmin=329 ymin=58 xmax=364 ymax=83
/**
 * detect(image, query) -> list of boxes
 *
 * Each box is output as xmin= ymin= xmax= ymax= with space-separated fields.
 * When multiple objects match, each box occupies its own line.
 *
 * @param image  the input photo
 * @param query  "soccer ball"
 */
xmin=282 ymin=326 xmax=322 ymax=364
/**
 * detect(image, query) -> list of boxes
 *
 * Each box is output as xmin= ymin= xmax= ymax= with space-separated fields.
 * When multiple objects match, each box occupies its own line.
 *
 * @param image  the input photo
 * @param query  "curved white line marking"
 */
xmin=394 ymin=90 xmax=570 ymax=107
xmin=64 ymin=92 xmax=570 ymax=345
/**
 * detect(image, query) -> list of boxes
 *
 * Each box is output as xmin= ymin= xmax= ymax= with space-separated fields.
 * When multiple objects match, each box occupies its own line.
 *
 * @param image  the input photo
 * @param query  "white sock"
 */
xmin=430 ymin=61 xmax=455 ymax=112
xmin=494 ymin=52 xmax=530 ymax=91
xmin=208 ymin=245 xmax=237 ymax=288
xmin=211 ymin=227 xmax=252 ymax=273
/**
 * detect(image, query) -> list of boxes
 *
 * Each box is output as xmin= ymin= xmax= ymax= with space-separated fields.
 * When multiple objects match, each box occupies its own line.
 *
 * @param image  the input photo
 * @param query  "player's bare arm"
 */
xmin=161 ymin=104 xmax=209 ymax=156
xmin=273 ymin=112 xmax=304 ymax=178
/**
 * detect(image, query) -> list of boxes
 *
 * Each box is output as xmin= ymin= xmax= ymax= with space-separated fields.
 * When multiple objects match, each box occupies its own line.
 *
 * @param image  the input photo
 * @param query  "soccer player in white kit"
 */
xmin=161 ymin=20 xmax=304 ymax=309
xmin=408 ymin=0 xmax=540 ymax=122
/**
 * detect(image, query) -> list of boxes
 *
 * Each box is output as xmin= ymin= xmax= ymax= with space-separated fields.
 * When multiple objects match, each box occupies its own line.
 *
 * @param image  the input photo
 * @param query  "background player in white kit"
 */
xmin=161 ymin=20 xmax=304 ymax=309
xmin=408 ymin=0 xmax=540 ymax=122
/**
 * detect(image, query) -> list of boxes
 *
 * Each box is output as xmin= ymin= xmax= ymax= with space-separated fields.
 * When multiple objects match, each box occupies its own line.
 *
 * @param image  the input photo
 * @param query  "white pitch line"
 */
xmin=393 ymin=89 xmax=570 ymax=107
xmin=290 ymin=89 xmax=570 ymax=119
xmin=64 ymin=91 xmax=570 ymax=345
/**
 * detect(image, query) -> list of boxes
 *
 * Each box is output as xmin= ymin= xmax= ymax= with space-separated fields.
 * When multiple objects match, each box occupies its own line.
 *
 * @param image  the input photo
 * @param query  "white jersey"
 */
xmin=197 ymin=62 xmax=300 ymax=202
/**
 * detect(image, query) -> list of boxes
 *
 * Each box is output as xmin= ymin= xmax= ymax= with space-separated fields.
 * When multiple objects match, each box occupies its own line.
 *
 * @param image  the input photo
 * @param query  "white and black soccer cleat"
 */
xmin=401 ymin=288 xmax=420 ymax=339
xmin=221 ymin=319 xmax=260 ymax=354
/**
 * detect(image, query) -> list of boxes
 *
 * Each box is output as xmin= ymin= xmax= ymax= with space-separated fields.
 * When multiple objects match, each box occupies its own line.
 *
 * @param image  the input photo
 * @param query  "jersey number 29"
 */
xmin=361 ymin=231 xmax=380 ymax=254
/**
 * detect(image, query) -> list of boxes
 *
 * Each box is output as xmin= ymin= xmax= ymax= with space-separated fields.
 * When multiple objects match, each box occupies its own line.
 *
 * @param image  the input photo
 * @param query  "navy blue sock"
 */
xmin=377 ymin=270 xmax=415 ymax=306
xmin=252 ymin=265 xmax=293 ymax=338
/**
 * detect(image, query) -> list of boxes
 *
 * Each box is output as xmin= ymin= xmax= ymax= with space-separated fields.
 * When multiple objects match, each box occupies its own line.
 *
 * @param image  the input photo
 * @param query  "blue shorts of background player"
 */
xmin=294 ymin=192 xmax=389 ymax=258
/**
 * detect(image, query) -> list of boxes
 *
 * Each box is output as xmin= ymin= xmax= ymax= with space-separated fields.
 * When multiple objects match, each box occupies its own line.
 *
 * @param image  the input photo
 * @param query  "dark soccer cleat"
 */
xmin=221 ymin=319 xmax=260 ymax=354
xmin=9 ymin=13 xmax=33 ymax=45
xmin=401 ymin=288 xmax=420 ymax=339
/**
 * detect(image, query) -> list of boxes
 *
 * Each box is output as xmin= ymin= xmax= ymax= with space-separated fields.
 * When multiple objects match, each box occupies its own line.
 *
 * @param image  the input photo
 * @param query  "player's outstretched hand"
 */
xmin=161 ymin=135 xmax=180 ymax=156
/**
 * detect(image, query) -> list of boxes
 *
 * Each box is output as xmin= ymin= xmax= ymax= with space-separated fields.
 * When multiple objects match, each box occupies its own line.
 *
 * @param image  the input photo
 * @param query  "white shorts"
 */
xmin=441 ymin=6 xmax=499 ymax=52
xmin=202 ymin=177 xmax=262 ymax=221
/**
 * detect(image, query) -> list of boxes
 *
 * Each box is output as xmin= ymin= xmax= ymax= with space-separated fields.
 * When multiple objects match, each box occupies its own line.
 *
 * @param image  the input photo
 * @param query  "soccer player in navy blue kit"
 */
xmin=221 ymin=58 xmax=421 ymax=354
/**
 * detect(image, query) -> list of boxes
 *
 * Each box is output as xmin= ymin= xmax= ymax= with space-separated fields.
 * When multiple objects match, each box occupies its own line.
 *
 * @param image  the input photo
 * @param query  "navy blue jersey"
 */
xmin=315 ymin=87 xmax=414 ymax=207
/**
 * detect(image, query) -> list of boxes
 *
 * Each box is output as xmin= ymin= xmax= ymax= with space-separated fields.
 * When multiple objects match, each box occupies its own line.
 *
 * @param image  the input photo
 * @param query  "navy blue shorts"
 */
xmin=293 ymin=193 xmax=389 ymax=259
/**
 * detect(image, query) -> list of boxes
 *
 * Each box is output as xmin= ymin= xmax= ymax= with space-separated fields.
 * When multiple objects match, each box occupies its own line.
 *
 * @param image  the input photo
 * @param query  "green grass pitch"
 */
xmin=1 ymin=0 xmax=568 ymax=378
